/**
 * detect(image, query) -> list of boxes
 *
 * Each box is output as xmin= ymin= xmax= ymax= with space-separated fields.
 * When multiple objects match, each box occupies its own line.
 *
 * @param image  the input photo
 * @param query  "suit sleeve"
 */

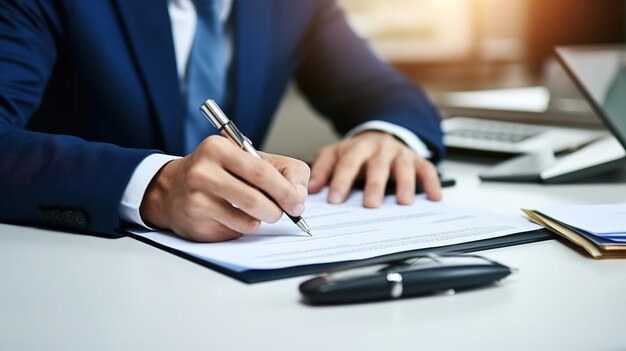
xmin=295 ymin=0 xmax=445 ymax=161
xmin=0 ymin=1 xmax=154 ymax=237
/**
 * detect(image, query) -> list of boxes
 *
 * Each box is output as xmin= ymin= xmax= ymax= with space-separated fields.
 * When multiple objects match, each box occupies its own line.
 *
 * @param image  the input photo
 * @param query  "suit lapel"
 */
xmin=231 ymin=0 xmax=273 ymax=142
xmin=114 ymin=0 xmax=185 ymax=155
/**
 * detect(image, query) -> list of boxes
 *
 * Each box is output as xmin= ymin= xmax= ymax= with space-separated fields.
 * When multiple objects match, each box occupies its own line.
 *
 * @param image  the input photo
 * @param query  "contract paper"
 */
xmin=130 ymin=189 xmax=539 ymax=271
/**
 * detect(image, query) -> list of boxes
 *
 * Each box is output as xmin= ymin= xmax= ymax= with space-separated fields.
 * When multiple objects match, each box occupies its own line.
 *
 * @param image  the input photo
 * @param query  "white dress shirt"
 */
xmin=119 ymin=0 xmax=431 ymax=228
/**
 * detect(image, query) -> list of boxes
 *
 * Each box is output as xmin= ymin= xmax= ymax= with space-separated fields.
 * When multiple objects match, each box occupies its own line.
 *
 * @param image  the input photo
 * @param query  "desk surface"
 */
xmin=1 ymin=159 xmax=626 ymax=351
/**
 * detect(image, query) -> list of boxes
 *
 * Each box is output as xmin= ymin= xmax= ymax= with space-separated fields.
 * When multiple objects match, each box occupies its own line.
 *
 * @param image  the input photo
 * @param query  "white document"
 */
xmin=130 ymin=190 xmax=540 ymax=271
xmin=536 ymin=203 xmax=626 ymax=237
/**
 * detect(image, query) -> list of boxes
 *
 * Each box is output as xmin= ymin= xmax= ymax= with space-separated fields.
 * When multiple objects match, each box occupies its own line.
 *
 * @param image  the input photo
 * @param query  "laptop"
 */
xmin=441 ymin=55 xmax=609 ymax=155
xmin=478 ymin=44 xmax=626 ymax=183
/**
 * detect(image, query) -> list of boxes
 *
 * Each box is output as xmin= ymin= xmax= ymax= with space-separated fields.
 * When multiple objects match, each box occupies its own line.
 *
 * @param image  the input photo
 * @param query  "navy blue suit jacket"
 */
xmin=0 ymin=0 xmax=444 ymax=237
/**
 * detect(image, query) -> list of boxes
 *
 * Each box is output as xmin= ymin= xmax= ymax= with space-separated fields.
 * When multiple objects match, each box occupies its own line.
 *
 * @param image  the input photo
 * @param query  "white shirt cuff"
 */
xmin=344 ymin=120 xmax=432 ymax=159
xmin=119 ymin=153 xmax=182 ymax=229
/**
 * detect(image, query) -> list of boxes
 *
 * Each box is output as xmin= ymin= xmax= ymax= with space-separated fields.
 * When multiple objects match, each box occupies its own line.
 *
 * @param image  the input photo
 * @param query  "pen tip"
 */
xmin=296 ymin=219 xmax=312 ymax=236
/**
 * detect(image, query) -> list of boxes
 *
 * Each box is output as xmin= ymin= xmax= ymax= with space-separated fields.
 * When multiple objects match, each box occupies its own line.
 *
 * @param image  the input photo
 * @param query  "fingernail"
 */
xmin=292 ymin=203 xmax=305 ymax=216
xmin=366 ymin=194 xmax=381 ymax=207
xmin=401 ymin=191 xmax=414 ymax=205
xmin=328 ymin=190 xmax=343 ymax=204
xmin=296 ymin=184 xmax=308 ymax=199
xmin=308 ymin=177 xmax=317 ymax=186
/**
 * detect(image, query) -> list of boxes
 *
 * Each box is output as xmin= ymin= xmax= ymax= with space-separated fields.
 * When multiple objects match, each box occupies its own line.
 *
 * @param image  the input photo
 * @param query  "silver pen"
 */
xmin=200 ymin=99 xmax=312 ymax=236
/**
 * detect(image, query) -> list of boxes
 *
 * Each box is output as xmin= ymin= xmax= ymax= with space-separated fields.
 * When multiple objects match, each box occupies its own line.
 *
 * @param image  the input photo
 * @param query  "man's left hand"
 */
xmin=308 ymin=131 xmax=442 ymax=207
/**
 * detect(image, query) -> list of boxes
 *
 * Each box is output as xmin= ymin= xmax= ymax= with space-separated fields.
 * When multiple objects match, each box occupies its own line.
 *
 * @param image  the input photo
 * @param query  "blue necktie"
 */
xmin=184 ymin=0 xmax=226 ymax=154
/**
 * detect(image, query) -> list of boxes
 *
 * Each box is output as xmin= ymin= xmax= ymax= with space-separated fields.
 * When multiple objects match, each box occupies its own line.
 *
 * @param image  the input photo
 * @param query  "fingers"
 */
xmin=308 ymin=132 xmax=443 ymax=208
xmin=197 ymin=194 xmax=261 ymax=235
xmin=192 ymin=137 xmax=306 ymax=221
xmin=309 ymin=146 xmax=337 ymax=194
xmin=176 ymin=221 xmax=243 ymax=243
xmin=185 ymin=140 xmax=279 ymax=223
xmin=362 ymin=151 xmax=394 ymax=208
xmin=194 ymin=166 xmax=284 ymax=223
xmin=143 ymin=135 xmax=310 ymax=242
xmin=220 ymin=155 xmax=306 ymax=219
xmin=143 ymin=131 xmax=443 ymax=244
xmin=362 ymin=148 xmax=441 ymax=207
xmin=415 ymin=158 xmax=442 ymax=201
xmin=265 ymin=154 xmax=310 ymax=200
xmin=327 ymin=141 xmax=376 ymax=203
xmin=174 ymin=192 xmax=259 ymax=242
xmin=392 ymin=153 xmax=417 ymax=205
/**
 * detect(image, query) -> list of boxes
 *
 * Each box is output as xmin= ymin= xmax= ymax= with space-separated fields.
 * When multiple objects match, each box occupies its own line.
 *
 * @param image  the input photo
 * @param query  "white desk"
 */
xmin=1 ymin=158 xmax=625 ymax=351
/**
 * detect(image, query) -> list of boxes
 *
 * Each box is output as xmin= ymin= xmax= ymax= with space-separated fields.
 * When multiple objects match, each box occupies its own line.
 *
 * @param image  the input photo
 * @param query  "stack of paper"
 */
xmin=523 ymin=204 xmax=626 ymax=258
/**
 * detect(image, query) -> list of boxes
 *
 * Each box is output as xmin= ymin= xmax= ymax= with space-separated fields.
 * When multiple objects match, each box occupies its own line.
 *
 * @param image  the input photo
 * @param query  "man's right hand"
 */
xmin=139 ymin=136 xmax=310 ymax=242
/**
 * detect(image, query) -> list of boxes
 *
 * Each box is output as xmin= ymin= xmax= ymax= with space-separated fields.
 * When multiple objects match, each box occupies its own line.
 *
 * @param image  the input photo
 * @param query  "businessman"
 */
xmin=0 ymin=0 xmax=445 ymax=242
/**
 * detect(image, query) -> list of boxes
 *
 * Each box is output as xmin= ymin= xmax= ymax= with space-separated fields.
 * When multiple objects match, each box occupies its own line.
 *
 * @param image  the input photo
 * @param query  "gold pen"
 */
xmin=199 ymin=99 xmax=312 ymax=236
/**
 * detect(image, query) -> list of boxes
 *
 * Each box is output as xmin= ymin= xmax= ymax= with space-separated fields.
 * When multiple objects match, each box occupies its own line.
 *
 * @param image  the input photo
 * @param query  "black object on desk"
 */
xmin=299 ymin=253 xmax=513 ymax=305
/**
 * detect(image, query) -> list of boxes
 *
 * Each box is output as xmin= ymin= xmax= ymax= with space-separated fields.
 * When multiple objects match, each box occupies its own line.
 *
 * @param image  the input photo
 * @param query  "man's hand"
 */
xmin=308 ymin=131 xmax=441 ymax=207
xmin=139 ymin=136 xmax=310 ymax=242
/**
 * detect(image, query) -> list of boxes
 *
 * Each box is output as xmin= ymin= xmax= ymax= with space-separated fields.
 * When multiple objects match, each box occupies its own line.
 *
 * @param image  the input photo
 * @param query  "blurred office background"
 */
xmin=262 ymin=0 xmax=626 ymax=161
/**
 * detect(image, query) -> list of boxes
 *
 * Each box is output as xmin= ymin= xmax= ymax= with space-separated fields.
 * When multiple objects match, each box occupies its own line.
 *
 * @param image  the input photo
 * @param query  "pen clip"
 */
xmin=221 ymin=122 xmax=247 ymax=148
xmin=200 ymin=100 xmax=264 ymax=159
